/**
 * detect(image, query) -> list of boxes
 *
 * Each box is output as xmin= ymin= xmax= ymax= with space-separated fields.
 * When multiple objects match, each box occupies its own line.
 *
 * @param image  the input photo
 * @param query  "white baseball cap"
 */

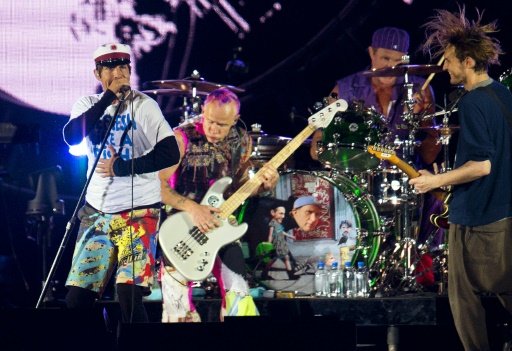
xmin=93 ymin=43 xmax=131 ymax=66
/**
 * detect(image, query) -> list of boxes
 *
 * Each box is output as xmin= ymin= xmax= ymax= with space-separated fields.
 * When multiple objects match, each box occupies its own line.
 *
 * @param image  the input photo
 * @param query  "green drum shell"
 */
xmin=324 ymin=171 xmax=382 ymax=267
xmin=319 ymin=109 xmax=384 ymax=173
xmin=500 ymin=68 xmax=512 ymax=90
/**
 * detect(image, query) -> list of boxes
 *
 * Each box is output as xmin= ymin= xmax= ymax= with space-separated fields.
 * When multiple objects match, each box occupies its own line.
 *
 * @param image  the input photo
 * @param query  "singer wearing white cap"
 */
xmin=62 ymin=42 xmax=180 ymax=323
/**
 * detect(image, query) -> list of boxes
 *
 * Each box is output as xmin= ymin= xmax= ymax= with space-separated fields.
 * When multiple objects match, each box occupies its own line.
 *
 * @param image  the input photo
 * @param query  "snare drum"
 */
xmin=242 ymin=170 xmax=382 ymax=269
xmin=318 ymin=102 xmax=385 ymax=173
xmin=249 ymin=132 xmax=294 ymax=170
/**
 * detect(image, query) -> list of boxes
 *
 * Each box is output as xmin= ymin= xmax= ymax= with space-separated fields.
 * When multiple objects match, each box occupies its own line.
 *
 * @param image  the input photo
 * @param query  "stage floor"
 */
xmin=3 ymin=293 xmax=512 ymax=350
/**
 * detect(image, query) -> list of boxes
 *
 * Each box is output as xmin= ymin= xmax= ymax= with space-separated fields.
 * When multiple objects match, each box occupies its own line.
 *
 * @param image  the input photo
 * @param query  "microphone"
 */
xmin=119 ymin=85 xmax=131 ymax=100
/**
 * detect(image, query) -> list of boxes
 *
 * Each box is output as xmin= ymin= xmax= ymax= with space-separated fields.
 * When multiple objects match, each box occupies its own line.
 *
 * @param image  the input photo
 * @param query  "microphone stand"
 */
xmin=36 ymin=95 xmax=127 ymax=308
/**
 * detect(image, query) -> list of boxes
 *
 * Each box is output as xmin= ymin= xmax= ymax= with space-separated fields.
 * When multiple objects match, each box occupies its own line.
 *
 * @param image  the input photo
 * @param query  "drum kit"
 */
xmin=246 ymin=62 xmax=460 ymax=296
xmin=313 ymin=63 xmax=460 ymax=296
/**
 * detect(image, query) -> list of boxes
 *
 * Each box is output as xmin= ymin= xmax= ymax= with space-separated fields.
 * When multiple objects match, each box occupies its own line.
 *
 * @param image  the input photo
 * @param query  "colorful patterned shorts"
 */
xmin=65 ymin=204 xmax=159 ymax=295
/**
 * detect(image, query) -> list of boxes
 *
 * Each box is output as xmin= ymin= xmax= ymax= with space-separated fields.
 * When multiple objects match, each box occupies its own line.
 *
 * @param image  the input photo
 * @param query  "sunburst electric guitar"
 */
xmin=158 ymin=99 xmax=348 ymax=281
xmin=366 ymin=145 xmax=450 ymax=229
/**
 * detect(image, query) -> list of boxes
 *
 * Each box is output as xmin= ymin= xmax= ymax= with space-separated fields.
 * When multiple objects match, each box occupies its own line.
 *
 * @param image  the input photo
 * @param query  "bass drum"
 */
xmin=241 ymin=170 xmax=382 ymax=272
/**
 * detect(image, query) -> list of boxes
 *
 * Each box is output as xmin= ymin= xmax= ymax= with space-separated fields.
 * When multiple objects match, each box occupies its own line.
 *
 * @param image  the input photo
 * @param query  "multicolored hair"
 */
xmin=421 ymin=5 xmax=503 ymax=72
xmin=204 ymin=87 xmax=240 ymax=114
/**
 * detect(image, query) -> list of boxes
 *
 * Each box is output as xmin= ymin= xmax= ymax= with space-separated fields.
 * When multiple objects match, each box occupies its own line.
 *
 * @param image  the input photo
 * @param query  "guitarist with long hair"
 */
xmin=410 ymin=6 xmax=512 ymax=350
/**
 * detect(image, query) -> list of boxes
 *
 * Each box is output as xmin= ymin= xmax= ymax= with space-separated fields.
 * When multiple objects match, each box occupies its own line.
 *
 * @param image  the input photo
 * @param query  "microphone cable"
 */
xmin=117 ymin=89 xmax=138 ymax=323
xmin=128 ymin=92 xmax=136 ymax=324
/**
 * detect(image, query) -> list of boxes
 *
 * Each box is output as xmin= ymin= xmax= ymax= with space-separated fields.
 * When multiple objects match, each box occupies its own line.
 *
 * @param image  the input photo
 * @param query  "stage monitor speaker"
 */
xmin=118 ymin=316 xmax=356 ymax=350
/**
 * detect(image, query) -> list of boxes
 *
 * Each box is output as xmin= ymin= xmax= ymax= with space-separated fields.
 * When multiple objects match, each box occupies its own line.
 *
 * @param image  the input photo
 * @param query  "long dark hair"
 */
xmin=421 ymin=5 xmax=503 ymax=72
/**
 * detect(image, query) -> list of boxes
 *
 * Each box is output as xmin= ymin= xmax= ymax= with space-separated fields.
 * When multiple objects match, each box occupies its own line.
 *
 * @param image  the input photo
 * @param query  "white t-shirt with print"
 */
xmin=69 ymin=90 xmax=173 ymax=213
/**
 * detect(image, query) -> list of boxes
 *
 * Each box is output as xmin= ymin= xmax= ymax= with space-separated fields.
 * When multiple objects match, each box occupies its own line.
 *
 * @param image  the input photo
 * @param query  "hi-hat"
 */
xmin=143 ymin=79 xmax=245 ymax=95
xmin=362 ymin=64 xmax=443 ymax=77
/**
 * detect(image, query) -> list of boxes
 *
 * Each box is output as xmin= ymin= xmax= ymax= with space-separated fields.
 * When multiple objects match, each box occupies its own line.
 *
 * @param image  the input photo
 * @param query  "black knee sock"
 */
xmin=65 ymin=286 xmax=99 ymax=309
xmin=116 ymin=283 xmax=148 ymax=323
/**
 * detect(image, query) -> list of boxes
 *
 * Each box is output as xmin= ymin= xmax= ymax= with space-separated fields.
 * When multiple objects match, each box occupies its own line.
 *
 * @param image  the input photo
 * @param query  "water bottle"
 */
xmin=355 ymin=261 xmax=369 ymax=297
xmin=328 ymin=261 xmax=340 ymax=297
xmin=314 ymin=261 xmax=327 ymax=296
xmin=343 ymin=261 xmax=355 ymax=298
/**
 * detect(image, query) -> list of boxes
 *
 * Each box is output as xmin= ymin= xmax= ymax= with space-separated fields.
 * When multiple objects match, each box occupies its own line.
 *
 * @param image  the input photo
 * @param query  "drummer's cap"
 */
xmin=371 ymin=27 xmax=409 ymax=53
xmin=293 ymin=196 xmax=322 ymax=209
xmin=93 ymin=43 xmax=131 ymax=67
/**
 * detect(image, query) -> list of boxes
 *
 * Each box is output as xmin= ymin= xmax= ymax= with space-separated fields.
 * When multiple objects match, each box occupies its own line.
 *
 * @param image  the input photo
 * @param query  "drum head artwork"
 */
xmin=240 ymin=170 xmax=381 ymax=292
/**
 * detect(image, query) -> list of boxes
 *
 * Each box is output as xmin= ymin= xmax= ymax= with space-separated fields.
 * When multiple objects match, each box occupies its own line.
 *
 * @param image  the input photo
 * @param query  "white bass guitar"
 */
xmin=158 ymin=99 xmax=348 ymax=281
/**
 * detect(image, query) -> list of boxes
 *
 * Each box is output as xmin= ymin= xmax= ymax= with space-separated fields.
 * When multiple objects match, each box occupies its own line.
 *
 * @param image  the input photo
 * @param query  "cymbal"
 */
xmin=141 ymin=88 xmax=209 ymax=97
xmin=362 ymin=64 xmax=443 ymax=77
xmin=143 ymin=79 xmax=245 ymax=95
xmin=418 ymin=125 xmax=460 ymax=134
xmin=421 ymin=108 xmax=458 ymax=120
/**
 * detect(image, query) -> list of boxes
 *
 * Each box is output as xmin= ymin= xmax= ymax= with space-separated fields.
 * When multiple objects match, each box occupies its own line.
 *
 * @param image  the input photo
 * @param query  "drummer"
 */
xmin=310 ymin=26 xmax=443 ymax=253
xmin=310 ymin=26 xmax=440 ymax=167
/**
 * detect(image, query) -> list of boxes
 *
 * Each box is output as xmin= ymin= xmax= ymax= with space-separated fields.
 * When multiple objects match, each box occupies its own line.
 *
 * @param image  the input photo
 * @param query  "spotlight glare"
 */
xmin=68 ymin=139 xmax=88 ymax=156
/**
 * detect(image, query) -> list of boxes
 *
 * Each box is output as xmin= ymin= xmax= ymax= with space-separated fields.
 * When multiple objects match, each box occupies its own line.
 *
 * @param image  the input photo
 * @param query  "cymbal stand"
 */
xmin=375 ymin=69 xmax=426 ymax=294
xmin=438 ymin=112 xmax=455 ymax=173
xmin=399 ymin=67 xmax=419 ymax=249
xmin=401 ymin=56 xmax=417 ymax=125
xmin=180 ymin=93 xmax=202 ymax=123
xmin=180 ymin=70 xmax=204 ymax=124
xmin=402 ymin=66 xmax=423 ymax=161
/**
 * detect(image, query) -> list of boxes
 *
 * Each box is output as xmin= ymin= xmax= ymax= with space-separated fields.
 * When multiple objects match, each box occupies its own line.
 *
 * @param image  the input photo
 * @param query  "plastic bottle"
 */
xmin=314 ymin=261 xmax=327 ymax=297
xmin=343 ymin=261 xmax=355 ymax=298
xmin=355 ymin=261 xmax=369 ymax=297
xmin=328 ymin=261 xmax=340 ymax=297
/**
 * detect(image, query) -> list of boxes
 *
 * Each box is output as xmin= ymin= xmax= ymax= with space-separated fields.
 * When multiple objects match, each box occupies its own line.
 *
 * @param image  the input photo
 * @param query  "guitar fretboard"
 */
xmin=219 ymin=124 xmax=316 ymax=218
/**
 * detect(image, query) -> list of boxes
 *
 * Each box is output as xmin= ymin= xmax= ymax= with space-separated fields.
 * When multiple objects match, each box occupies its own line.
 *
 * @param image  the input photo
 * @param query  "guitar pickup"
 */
xmin=190 ymin=230 xmax=209 ymax=245
xmin=173 ymin=241 xmax=193 ymax=260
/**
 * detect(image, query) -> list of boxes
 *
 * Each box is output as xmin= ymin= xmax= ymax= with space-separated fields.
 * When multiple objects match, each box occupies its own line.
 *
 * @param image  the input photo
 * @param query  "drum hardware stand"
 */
xmin=179 ymin=71 xmax=204 ymax=125
xmin=25 ymin=166 xmax=65 ymax=303
xmin=437 ymin=112 xmax=455 ymax=173
xmin=373 ymin=143 xmax=424 ymax=294
xmin=392 ymin=56 xmax=426 ymax=288
xmin=392 ymin=186 xmax=420 ymax=287
xmin=400 ymin=55 xmax=418 ymax=125
xmin=179 ymin=94 xmax=202 ymax=124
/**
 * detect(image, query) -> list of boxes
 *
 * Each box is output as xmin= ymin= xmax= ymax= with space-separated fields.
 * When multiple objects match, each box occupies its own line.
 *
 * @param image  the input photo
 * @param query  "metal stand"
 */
xmin=372 ymin=64 xmax=427 ymax=295
xmin=25 ymin=166 xmax=65 ymax=302
xmin=178 ymin=70 xmax=205 ymax=125
xmin=35 ymin=98 xmax=126 ymax=308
